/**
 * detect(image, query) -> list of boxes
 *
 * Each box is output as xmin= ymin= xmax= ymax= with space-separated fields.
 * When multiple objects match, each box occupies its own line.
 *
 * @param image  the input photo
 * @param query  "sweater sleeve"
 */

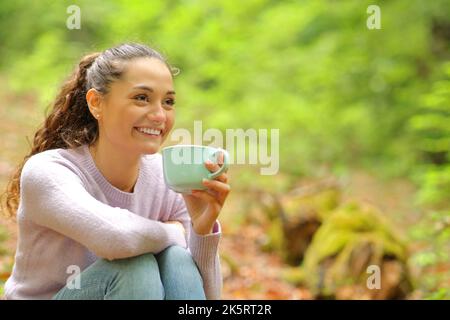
xmin=20 ymin=156 xmax=187 ymax=261
xmin=170 ymin=195 xmax=223 ymax=300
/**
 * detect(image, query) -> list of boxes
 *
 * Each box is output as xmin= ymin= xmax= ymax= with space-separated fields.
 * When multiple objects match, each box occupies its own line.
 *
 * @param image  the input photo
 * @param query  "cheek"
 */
xmin=161 ymin=110 xmax=175 ymax=141
xmin=102 ymin=105 xmax=137 ymax=136
xmin=165 ymin=110 xmax=175 ymax=130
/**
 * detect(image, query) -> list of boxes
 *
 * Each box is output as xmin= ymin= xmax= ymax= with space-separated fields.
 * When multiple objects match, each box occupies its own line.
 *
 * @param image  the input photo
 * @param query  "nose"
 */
xmin=147 ymin=103 xmax=166 ymax=124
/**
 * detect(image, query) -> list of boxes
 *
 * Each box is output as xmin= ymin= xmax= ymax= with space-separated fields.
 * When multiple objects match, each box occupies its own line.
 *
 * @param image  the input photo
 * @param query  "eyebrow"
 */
xmin=132 ymin=84 xmax=175 ymax=95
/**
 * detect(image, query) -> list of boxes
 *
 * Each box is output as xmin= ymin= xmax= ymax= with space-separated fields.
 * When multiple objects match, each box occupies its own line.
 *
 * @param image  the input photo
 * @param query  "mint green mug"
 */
xmin=162 ymin=145 xmax=229 ymax=193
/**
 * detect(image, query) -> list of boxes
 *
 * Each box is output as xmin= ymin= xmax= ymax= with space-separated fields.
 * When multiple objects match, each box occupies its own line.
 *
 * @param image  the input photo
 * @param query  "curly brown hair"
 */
xmin=1 ymin=43 xmax=175 ymax=218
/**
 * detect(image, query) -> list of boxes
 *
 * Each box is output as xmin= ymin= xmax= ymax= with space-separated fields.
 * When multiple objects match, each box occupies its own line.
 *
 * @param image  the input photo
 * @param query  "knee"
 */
xmin=159 ymin=246 xmax=194 ymax=265
xmin=157 ymin=246 xmax=205 ymax=300
xmin=103 ymin=252 xmax=158 ymax=272
xmin=98 ymin=253 xmax=162 ymax=285
xmin=101 ymin=253 xmax=164 ymax=299
xmin=158 ymin=246 xmax=202 ymax=281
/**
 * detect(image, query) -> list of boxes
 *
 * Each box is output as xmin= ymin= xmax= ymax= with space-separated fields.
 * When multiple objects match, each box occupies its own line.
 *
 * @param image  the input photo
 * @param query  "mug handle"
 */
xmin=208 ymin=149 xmax=229 ymax=180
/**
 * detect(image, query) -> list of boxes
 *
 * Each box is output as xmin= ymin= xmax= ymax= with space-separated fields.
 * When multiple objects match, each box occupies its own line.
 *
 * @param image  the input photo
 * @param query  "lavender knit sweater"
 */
xmin=4 ymin=145 xmax=222 ymax=300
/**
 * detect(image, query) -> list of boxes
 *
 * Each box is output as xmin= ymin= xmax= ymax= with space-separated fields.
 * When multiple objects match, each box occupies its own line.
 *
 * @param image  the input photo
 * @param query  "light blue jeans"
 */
xmin=52 ymin=246 xmax=206 ymax=300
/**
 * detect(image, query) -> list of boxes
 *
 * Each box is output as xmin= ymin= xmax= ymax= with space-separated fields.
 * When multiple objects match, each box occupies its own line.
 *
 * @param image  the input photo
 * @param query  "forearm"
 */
xmin=188 ymin=221 xmax=222 ymax=300
xmin=28 ymin=198 xmax=187 ymax=260
xmin=21 ymin=158 xmax=187 ymax=260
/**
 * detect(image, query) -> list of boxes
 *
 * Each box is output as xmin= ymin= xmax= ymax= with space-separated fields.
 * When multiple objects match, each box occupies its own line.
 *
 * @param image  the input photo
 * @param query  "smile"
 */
xmin=134 ymin=127 xmax=162 ymax=137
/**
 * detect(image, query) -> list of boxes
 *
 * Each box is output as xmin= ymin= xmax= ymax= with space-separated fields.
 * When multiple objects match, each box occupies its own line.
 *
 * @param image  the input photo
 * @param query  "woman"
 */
xmin=2 ymin=43 xmax=230 ymax=300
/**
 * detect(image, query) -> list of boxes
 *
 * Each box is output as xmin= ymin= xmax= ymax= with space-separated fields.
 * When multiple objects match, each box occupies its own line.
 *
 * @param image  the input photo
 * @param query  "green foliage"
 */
xmin=425 ymin=288 xmax=450 ymax=300
xmin=0 ymin=0 xmax=448 ymax=177
xmin=302 ymin=202 xmax=410 ymax=297
xmin=409 ymin=63 xmax=450 ymax=208
xmin=261 ymin=185 xmax=340 ymax=258
xmin=409 ymin=209 xmax=450 ymax=298
xmin=0 ymin=225 xmax=8 ymax=256
xmin=305 ymin=202 xmax=408 ymax=266
xmin=408 ymin=63 xmax=450 ymax=299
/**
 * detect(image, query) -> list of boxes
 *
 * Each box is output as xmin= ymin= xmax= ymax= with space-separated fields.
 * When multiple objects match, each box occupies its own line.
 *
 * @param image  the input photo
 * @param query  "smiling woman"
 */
xmin=1 ymin=43 xmax=230 ymax=300
xmin=85 ymin=56 xmax=177 ymax=192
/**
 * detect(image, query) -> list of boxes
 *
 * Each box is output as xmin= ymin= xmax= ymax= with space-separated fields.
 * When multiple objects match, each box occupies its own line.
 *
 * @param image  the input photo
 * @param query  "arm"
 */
xmin=20 ymin=156 xmax=186 ymax=261
xmin=171 ymin=196 xmax=222 ymax=300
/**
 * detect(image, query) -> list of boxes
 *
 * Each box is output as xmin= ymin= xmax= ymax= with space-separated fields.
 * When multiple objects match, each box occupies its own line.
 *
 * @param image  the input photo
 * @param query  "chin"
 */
xmin=133 ymin=134 xmax=167 ymax=155
xmin=140 ymin=147 xmax=159 ymax=155
xmin=140 ymin=143 xmax=162 ymax=155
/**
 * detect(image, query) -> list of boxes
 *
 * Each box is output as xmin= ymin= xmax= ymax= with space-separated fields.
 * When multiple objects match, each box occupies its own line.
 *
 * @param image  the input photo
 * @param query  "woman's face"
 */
xmin=94 ymin=57 xmax=176 ymax=155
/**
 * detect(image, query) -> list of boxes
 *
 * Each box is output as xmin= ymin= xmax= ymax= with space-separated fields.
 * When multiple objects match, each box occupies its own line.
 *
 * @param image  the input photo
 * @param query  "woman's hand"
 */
xmin=182 ymin=152 xmax=230 ymax=235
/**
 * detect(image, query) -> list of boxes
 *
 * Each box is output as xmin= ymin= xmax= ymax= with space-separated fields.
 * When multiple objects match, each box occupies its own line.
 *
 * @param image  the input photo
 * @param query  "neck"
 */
xmin=89 ymin=140 xmax=141 ymax=193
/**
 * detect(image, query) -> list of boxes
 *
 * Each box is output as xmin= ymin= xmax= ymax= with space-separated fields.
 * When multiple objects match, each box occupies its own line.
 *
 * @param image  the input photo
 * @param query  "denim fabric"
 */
xmin=52 ymin=246 xmax=206 ymax=300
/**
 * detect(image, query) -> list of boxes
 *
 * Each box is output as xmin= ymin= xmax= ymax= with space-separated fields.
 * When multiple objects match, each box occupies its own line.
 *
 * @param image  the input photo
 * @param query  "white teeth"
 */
xmin=136 ymin=127 xmax=161 ymax=135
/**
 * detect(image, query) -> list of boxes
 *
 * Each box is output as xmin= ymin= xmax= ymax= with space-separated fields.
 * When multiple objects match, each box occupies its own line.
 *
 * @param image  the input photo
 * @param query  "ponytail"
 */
xmin=1 ymin=52 xmax=100 ymax=218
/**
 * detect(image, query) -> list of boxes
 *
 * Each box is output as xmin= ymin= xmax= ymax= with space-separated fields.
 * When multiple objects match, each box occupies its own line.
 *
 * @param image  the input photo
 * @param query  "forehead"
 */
xmin=120 ymin=57 xmax=173 ymax=88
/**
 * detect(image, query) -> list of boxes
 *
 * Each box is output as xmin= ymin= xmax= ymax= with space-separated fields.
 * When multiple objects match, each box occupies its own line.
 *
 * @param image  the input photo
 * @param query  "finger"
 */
xmin=191 ymin=190 xmax=221 ymax=210
xmin=214 ymin=173 xmax=228 ymax=183
xmin=205 ymin=159 xmax=220 ymax=173
xmin=202 ymin=179 xmax=230 ymax=194
xmin=205 ymin=151 xmax=226 ymax=173
xmin=202 ymin=179 xmax=230 ymax=204
xmin=217 ymin=151 xmax=224 ymax=166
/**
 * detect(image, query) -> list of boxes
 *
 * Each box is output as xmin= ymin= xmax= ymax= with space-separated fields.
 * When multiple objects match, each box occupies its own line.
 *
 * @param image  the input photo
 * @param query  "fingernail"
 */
xmin=202 ymin=178 xmax=208 ymax=184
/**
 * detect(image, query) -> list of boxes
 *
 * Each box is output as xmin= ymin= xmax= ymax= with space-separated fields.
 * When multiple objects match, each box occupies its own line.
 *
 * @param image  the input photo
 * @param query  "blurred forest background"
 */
xmin=0 ymin=0 xmax=449 ymax=299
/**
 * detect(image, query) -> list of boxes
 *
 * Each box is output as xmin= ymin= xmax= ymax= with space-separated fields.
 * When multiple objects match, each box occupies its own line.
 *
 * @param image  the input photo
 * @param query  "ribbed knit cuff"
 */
xmin=189 ymin=221 xmax=221 ymax=269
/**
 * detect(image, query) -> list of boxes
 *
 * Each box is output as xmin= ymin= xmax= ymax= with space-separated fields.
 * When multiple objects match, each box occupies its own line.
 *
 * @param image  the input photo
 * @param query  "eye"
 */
xmin=163 ymin=98 xmax=176 ymax=108
xmin=134 ymin=94 xmax=149 ymax=102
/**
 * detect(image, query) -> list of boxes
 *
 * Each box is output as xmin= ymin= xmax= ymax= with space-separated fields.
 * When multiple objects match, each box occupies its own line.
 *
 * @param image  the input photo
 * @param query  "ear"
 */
xmin=86 ymin=88 xmax=103 ymax=120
